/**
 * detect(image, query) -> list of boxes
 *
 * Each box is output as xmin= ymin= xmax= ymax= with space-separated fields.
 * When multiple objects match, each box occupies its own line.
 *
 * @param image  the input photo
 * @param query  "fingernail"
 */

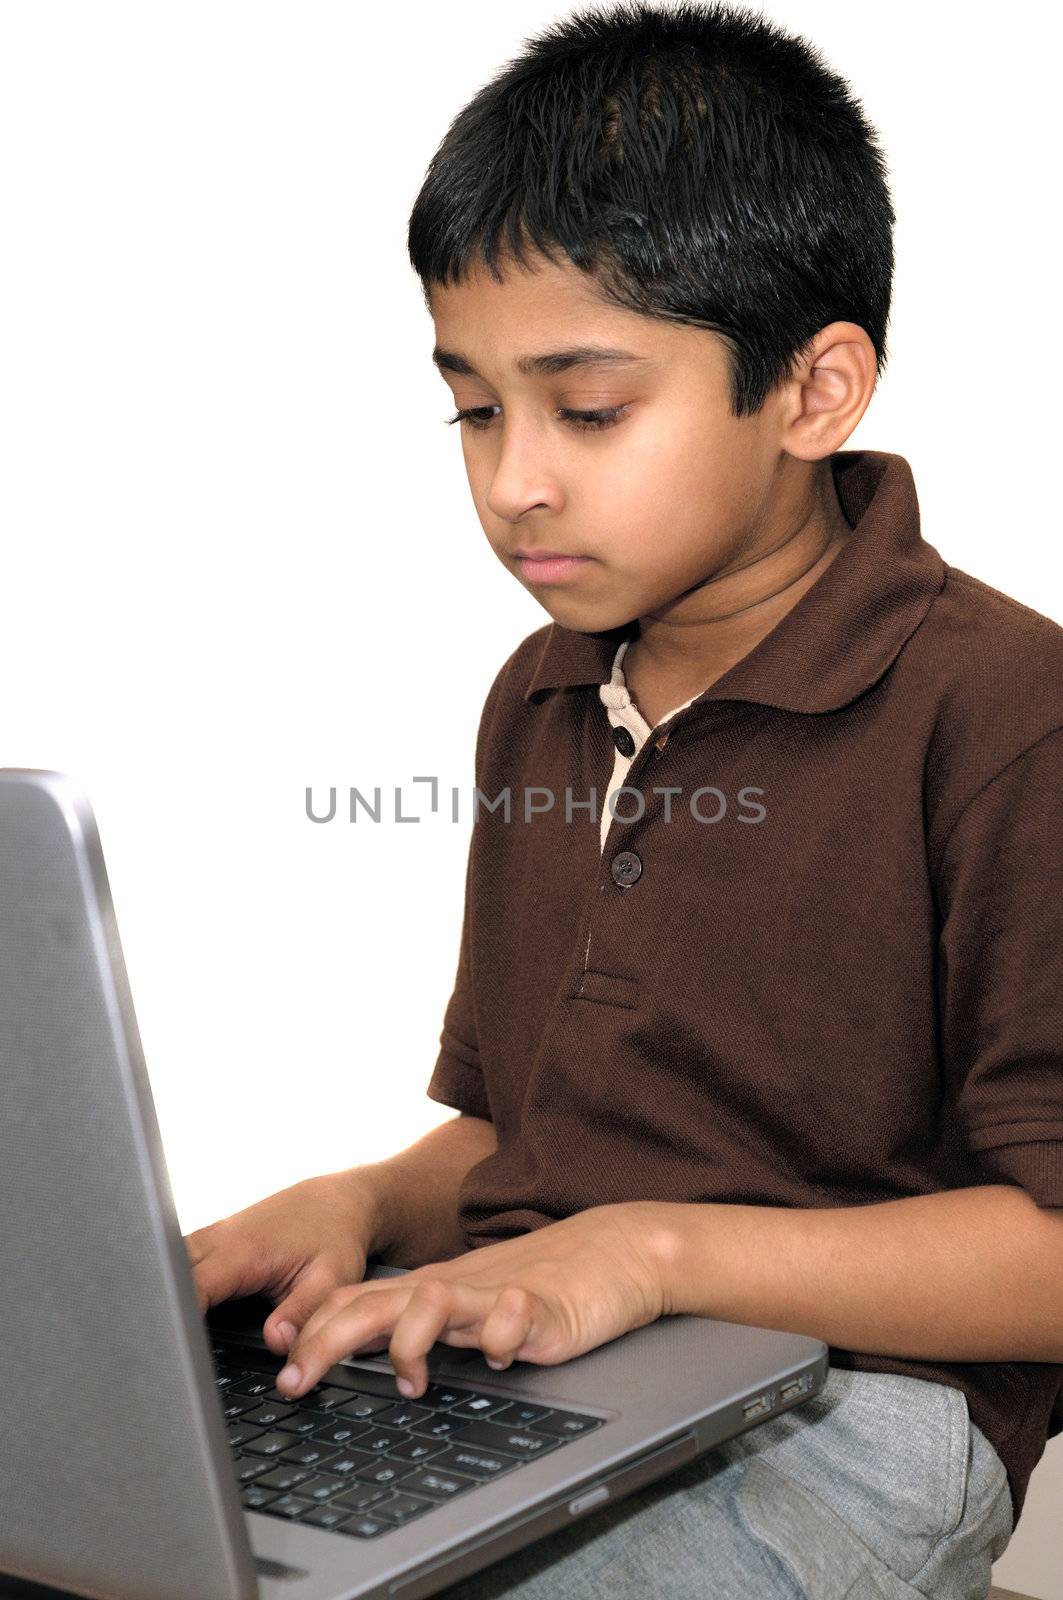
xmin=277 ymin=1321 xmax=297 ymax=1349
xmin=278 ymin=1362 xmax=301 ymax=1391
xmin=396 ymin=1377 xmax=415 ymax=1397
xmin=486 ymin=1358 xmax=505 ymax=1370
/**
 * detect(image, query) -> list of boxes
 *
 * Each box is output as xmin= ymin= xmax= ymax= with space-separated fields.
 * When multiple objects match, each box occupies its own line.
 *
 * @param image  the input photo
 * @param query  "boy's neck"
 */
xmin=622 ymin=462 xmax=853 ymax=727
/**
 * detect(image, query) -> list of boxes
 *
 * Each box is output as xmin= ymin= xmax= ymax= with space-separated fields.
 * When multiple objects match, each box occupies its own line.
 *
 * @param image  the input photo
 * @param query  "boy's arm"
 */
xmin=643 ymin=1183 xmax=1063 ymax=1363
xmin=357 ymin=1113 xmax=498 ymax=1269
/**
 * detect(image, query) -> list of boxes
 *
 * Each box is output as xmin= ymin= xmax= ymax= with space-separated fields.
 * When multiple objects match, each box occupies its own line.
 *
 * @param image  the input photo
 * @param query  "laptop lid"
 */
xmin=0 ymin=769 xmax=260 ymax=1600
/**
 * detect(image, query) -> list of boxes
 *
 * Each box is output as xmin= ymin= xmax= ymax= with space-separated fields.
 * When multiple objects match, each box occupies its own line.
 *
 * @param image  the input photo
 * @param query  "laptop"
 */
xmin=0 ymin=768 xmax=828 ymax=1600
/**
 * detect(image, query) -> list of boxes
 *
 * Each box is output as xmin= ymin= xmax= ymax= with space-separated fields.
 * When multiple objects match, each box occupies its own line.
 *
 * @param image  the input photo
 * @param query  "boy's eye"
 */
xmin=444 ymin=404 xmax=628 ymax=433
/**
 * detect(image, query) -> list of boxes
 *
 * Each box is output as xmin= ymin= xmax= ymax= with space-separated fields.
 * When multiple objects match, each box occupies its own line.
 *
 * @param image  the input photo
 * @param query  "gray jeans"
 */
xmin=436 ymin=1367 xmax=1015 ymax=1600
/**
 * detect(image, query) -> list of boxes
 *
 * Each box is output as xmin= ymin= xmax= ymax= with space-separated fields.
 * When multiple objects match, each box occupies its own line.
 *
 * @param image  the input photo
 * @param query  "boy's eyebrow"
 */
xmin=431 ymin=344 xmax=650 ymax=379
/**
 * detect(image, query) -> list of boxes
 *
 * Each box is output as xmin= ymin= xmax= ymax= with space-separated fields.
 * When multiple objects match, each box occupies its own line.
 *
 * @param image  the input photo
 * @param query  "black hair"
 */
xmin=407 ymin=0 xmax=896 ymax=417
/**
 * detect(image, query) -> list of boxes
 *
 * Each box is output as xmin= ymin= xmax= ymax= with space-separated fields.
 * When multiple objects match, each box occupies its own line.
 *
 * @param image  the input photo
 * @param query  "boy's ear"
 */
xmin=782 ymin=321 xmax=878 ymax=461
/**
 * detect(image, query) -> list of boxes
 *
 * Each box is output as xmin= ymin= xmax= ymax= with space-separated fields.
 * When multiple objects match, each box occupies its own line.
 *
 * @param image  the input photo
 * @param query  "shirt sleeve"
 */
xmin=425 ymin=824 xmax=492 ymax=1121
xmin=425 ymin=656 xmax=513 ymax=1123
xmin=936 ymin=726 xmax=1063 ymax=1206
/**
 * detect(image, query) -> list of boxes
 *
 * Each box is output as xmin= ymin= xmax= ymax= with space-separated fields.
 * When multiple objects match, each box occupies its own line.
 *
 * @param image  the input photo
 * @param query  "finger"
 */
xmin=477 ymin=1285 xmax=538 ymax=1370
xmin=277 ymin=1285 xmax=409 ymax=1399
xmin=294 ymin=1278 xmax=394 ymax=1349
xmin=348 ymin=1333 xmax=393 ymax=1355
xmin=262 ymin=1263 xmax=359 ymax=1353
xmin=192 ymin=1247 xmax=255 ymax=1317
xmin=387 ymin=1280 xmax=494 ymax=1397
xmin=183 ymin=1235 xmax=211 ymax=1312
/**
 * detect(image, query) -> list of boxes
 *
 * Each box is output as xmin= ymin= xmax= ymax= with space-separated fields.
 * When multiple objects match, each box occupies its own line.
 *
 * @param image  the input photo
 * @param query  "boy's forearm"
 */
xmin=640 ymin=1184 xmax=1063 ymax=1363
xmin=356 ymin=1114 xmax=498 ymax=1268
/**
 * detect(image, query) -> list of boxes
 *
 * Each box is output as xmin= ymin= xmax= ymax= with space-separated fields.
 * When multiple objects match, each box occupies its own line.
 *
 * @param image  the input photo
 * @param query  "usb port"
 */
xmin=780 ymin=1380 xmax=804 ymax=1402
xmin=742 ymin=1394 xmax=772 ymax=1419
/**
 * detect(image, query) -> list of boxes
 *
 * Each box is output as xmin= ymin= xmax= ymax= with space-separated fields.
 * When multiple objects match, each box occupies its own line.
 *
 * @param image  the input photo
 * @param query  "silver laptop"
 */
xmin=0 ymin=768 xmax=828 ymax=1600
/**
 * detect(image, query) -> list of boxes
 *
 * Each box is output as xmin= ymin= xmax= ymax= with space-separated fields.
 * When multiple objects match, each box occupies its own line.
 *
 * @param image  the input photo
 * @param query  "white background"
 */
xmin=1 ymin=5 xmax=1059 ymax=1590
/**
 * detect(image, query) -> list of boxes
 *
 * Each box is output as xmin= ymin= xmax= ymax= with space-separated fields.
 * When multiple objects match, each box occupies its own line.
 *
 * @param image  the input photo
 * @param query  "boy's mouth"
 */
xmin=515 ymin=551 xmax=592 ymax=584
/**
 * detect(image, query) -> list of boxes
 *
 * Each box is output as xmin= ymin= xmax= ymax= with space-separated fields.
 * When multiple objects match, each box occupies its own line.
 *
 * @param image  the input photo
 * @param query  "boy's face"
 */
xmin=429 ymin=252 xmax=795 ymax=636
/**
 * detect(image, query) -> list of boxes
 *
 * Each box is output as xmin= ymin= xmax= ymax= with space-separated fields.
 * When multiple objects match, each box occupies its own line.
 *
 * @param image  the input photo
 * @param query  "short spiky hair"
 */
xmin=407 ymin=0 xmax=896 ymax=416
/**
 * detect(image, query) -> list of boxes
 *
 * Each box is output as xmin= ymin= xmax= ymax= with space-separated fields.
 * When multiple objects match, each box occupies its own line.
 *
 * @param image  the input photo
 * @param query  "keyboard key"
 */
xmin=349 ymin=1424 xmax=410 ymax=1455
xmin=388 ymin=1436 xmax=448 ymax=1465
xmin=305 ymin=1448 xmax=378 ymax=1478
xmin=309 ymin=1386 xmax=358 ymax=1412
xmin=241 ymin=1484 xmax=279 ymax=1509
xmin=429 ymin=1444 xmax=521 ymax=1480
xmin=221 ymin=1394 xmax=260 ymax=1420
xmin=312 ymin=1419 xmax=373 ymax=1447
xmin=242 ymin=1401 xmax=299 ymax=1429
xmin=408 ymin=1414 xmax=466 ymax=1441
xmin=226 ymin=1421 xmax=265 ymax=1449
xmin=534 ymin=1410 xmax=605 ymax=1439
xmin=353 ymin=1459 xmax=417 ymax=1489
xmin=443 ymin=1419 xmax=562 ymax=1461
xmin=490 ymin=1402 xmax=555 ymax=1427
xmin=287 ymin=1472 xmax=351 ymax=1503
xmin=335 ymin=1394 xmax=396 ymax=1421
xmin=243 ymin=1430 xmax=302 ymax=1458
xmin=332 ymin=1513 xmax=390 ymax=1538
xmin=263 ymin=1494 xmax=316 ymax=1520
xmin=299 ymin=1503 xmax=356 ymax=1530
xmin=276 ymin=1409 xmax=332 ymax=1436
xmin=230 ymin=1375 xmax=277 ymax=1399
xmin=400 ymin=1466 xmax=479 ymax=1501
xmin=251 ymin=1383 xmax=327 ymax=1409
xmin=371 ymin=1401 xmax=435 ymax=1430
xmin=368 ymin=1491 xmax=436 ymax=1526
xmin=257 ymin=1464 xmax=314 ymax=1492
xmin=447 ymin=1393 xmax=512 ymax=1420
xmin=330 ymin=1484 xmax=393 ymax=1515
xmin=420 ymin=1384 xmax=466 ymax=1409
xmin=233 ymin=1458 xmax=272 ymax=1483
xmin=277 ymin=1440 xmax=344 ymax=1469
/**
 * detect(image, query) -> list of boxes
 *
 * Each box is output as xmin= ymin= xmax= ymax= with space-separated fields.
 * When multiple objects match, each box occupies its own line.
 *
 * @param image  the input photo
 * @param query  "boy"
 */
xmin=186 ymin=3 xmax=1063 ymax=1594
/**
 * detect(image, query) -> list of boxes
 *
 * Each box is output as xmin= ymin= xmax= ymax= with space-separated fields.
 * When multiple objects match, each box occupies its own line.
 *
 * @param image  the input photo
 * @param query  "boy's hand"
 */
xmin=274 ymin=1202 xmax=668 ymax=1400
xmin=183 ymin=1169 xmax=383 ymax=1358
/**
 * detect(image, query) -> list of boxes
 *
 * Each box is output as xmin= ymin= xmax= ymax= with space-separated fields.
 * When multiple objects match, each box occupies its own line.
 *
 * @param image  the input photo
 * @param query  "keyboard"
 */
xmin=211 ymin=1338 xmax=606 ymax=1540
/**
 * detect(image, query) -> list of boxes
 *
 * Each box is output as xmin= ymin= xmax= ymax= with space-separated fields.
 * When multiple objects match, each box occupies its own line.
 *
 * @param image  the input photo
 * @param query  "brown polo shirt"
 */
xmin=426 ymin=448 xmax=1063 ymax=1527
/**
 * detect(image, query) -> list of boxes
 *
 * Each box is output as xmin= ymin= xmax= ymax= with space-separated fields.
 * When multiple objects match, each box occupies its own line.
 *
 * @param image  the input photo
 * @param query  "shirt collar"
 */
xmin=522 ymin=449 xmax=946 ymax=716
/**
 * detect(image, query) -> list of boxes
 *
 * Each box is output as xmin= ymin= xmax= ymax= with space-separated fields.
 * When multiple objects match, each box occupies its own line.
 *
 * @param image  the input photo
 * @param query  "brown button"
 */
xmin=610 ymin=850 xmax=643 ymax=888
xmin=612 ymin=726 xmax=636 ymax=757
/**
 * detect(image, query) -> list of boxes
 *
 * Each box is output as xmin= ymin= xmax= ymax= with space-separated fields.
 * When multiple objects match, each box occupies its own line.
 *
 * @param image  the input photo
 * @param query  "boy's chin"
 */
xmin=531 ymin=591 xmax=636 ymax=636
